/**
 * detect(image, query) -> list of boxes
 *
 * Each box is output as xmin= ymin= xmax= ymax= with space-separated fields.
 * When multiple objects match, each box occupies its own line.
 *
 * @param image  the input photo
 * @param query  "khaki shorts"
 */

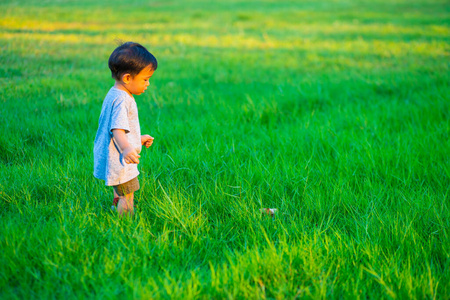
xmin=113 ymin=177 xmax=140 ymax=196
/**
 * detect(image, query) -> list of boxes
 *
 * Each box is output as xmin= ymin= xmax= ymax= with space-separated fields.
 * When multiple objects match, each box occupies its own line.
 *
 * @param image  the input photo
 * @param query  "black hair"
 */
xmin=108 ymin=42 xmax=157 ymax=81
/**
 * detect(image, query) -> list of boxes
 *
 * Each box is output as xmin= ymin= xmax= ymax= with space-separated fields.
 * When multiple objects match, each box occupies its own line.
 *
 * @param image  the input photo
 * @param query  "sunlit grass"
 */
xmin=2 ymin=15 xmax=449 ymax=36
xmin=3 ymin=31 xmax=447 ymax=58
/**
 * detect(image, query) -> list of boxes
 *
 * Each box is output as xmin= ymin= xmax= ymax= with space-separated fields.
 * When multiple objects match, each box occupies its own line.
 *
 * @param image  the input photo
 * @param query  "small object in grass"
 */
xmin=261 ymin=208 xmax=277 ymax=217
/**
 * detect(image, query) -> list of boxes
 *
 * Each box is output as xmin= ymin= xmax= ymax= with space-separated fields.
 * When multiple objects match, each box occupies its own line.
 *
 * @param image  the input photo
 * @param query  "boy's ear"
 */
xmin=121 ymin=73 xmax=132 ymax=84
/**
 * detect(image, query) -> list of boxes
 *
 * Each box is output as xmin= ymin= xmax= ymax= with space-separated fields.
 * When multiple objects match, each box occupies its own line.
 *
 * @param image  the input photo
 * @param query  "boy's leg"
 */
xmin=117 ymin=192 xmax=134 ymax=216
xmin=113 ymin=177 xmax=139 ymax=216
xmin=112 ymin=190 xmax=119 ymax=209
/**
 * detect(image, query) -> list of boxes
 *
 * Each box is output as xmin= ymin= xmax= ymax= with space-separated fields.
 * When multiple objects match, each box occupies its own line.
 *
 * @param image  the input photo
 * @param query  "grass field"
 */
xmin=1 ymin=0 xmax=449 ymax=298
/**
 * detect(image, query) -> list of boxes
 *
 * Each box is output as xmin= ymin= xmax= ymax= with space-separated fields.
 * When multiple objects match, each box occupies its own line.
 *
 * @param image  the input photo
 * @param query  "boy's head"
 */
xmin=108 ymin=42 xmax=158 ymax=81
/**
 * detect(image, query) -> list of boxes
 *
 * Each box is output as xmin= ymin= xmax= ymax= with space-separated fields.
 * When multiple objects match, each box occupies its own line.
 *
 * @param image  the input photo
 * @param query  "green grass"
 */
xmin=0 ymin=0 xmax=449 ymax=298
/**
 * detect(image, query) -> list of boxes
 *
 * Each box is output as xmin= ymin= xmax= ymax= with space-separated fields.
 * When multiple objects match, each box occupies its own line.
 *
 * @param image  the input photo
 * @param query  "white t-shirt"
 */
xmin=93 ymin=87 xmax=142 ymax=186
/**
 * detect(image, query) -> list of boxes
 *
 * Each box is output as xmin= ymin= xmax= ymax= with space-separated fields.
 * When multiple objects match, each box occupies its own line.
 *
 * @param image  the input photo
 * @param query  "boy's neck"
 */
xmin=114 ymin=81 xmax=134 ymax=98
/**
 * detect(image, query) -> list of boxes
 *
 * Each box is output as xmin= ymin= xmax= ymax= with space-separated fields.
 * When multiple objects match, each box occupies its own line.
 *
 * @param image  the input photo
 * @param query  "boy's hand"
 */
xmin=141 ymin=135 xmax=154 ymax=148
xmin=123 ymin=146 xmax=140 ymax=164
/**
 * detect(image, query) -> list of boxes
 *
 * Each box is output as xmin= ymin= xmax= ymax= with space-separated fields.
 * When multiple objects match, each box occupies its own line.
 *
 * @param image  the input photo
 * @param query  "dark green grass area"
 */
xmin=1 ymin=0 xmax=449 ymax=298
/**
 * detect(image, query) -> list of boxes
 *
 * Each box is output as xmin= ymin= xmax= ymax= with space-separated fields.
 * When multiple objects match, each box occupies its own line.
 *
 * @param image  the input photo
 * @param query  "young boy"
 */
xmin=94 ymin=42 xmax=157 ymax=216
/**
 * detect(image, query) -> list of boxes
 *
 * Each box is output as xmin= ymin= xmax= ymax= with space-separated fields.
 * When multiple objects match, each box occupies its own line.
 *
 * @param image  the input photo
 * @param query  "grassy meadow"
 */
xmin=1 ymin=0 xmax=449 ymax=298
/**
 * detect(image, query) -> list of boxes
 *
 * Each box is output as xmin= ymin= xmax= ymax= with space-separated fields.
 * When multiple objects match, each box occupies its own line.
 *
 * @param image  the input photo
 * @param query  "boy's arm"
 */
xmin=112 ymin=129 xmax=140 ymax=164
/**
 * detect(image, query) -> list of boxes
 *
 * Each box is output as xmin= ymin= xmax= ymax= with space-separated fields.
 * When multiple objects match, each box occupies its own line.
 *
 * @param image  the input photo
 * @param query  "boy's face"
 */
xmin=125 ymin=65 xmax=155 ymax=95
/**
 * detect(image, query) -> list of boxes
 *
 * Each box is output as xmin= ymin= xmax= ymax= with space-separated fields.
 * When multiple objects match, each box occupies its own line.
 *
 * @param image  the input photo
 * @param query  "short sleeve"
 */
xmin=109 ymin=97 xmax=130 ymax=134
